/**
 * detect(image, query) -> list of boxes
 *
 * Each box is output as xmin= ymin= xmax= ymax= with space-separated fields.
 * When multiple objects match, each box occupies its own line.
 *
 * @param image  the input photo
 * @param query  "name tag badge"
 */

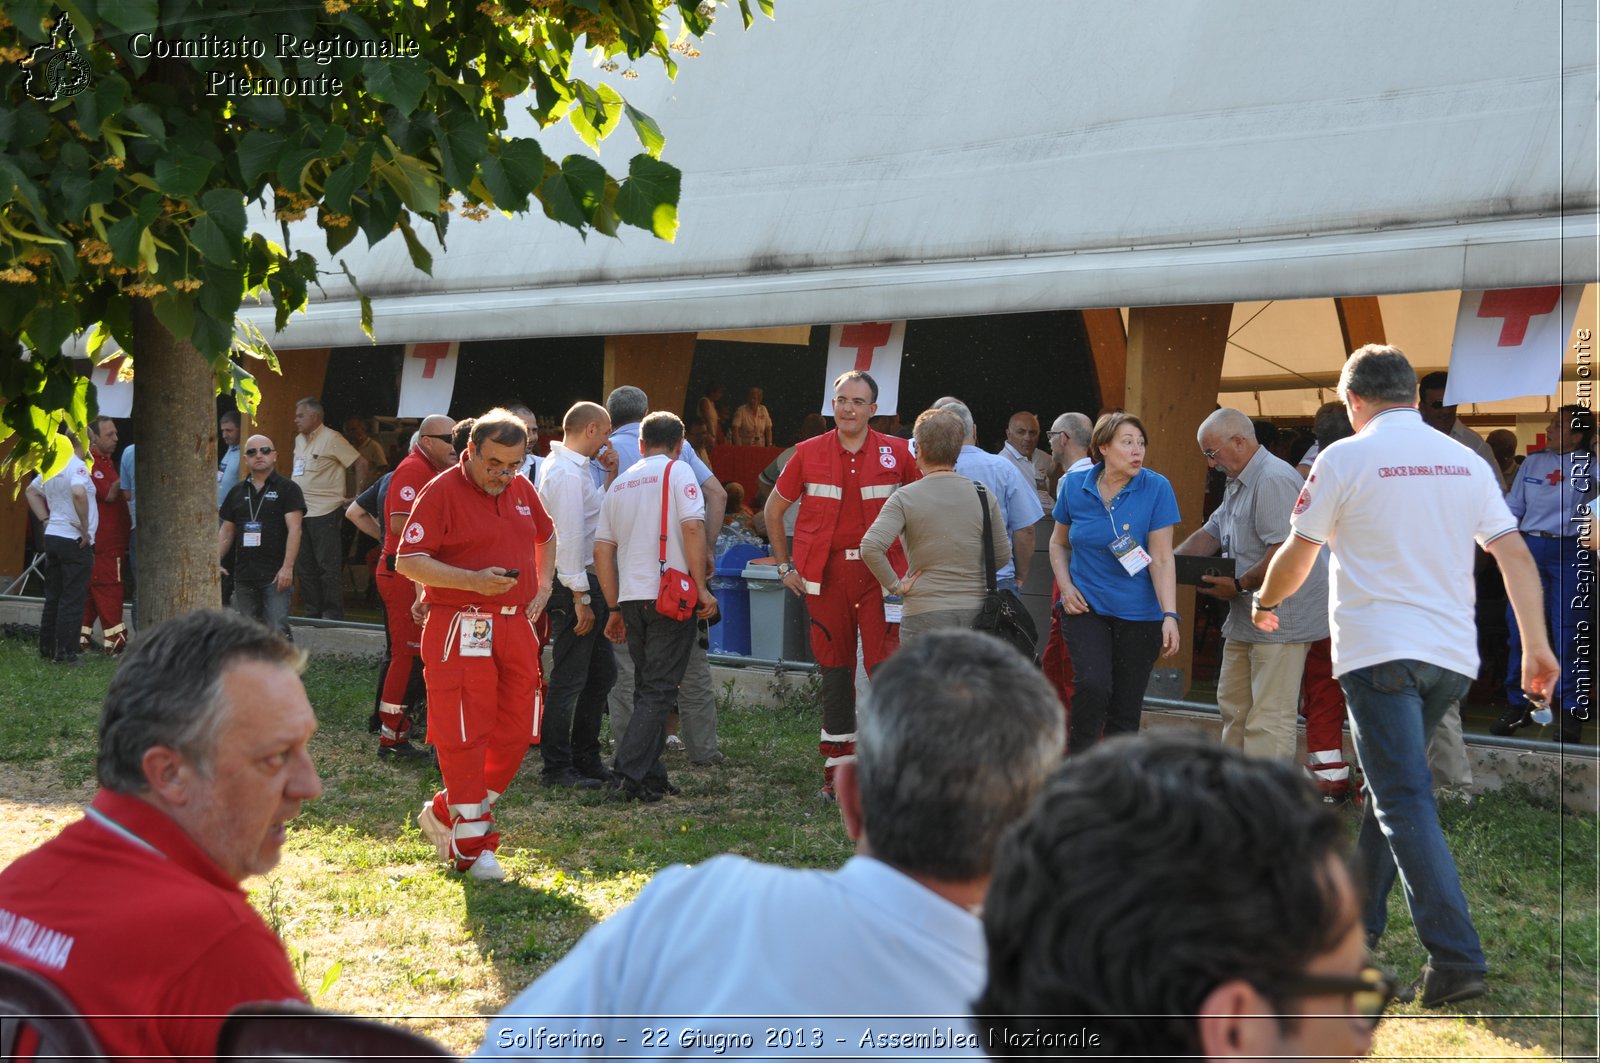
xmin=1109 ymin=532 xmax=1153 ymax=576
xmin=241 ymin=521 xmax=263 ymax=548
xmin=292 ymin=458 xmax=306 ymax=478
xmin=460 ymin=611 xmax=494 ymax=657
xmin=883 ymin=596 xmax=904 ymax=624
xmin=217 ymin=467 xmax=225 ymax=484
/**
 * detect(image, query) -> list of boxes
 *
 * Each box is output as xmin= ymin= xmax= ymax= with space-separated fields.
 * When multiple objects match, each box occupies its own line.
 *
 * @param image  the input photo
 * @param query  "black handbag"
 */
xmin=970 ymin=482 xmax=1040 ymax=662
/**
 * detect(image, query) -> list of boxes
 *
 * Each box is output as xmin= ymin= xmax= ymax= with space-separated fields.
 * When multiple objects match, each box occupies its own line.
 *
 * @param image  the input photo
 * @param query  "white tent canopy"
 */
xmin=241 ymin=0 xmax=1597 ymax=356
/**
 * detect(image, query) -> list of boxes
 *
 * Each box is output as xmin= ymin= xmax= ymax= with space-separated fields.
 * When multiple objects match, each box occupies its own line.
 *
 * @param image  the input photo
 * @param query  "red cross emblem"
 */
xmin=1545 ymin=468 xmax=1564 ymax=486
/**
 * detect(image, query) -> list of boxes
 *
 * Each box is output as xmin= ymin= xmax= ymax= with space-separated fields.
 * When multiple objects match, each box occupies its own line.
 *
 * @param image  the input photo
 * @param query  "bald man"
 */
xmin=219 ymin=434 xmax=306 ymax=636
xmin=999 ymin=411 xmax=1054 ymax=507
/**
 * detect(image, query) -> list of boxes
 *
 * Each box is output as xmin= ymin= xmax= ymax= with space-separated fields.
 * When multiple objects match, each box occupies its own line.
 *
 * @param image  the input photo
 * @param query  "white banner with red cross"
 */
xmin=92 ymin=353 xmax=134 ymax=418
xmin=398 ymin=341 xmax=460 ymax=417
xmin=821 ymin=321 xmax=905 ymax=415
xmin=1443 ymin=286 xmax=1583 ymax=405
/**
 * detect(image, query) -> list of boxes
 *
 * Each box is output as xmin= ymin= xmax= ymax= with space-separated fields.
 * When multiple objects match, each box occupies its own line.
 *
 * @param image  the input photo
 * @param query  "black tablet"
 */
xmin=1174 ymin=554 xmax=1237 ymax=587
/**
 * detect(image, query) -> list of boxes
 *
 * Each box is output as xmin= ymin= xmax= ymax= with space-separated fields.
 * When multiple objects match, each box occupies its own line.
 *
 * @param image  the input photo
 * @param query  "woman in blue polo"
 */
xmin=1048 ymin=411 xmax=1181 ymax=753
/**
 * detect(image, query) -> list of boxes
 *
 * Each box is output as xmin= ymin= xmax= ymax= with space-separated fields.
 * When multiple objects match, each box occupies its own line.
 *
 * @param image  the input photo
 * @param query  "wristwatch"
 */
xmin=578 ymin=593 xmax=592 ymax=605
xmin=777 ymin=562 xmax=794 ymax=576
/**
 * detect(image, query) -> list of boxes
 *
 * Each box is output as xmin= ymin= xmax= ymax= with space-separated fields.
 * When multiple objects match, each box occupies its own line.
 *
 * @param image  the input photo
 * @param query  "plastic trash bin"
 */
xmin=708 ymin=544 xmax=766 ymax=656
xmin=743 ymin=562 xmax=814 ymax=664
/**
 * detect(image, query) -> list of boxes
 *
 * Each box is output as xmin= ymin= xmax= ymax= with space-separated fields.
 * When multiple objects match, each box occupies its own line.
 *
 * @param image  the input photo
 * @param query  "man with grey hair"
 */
xmin=1255 ymin=344 xmax=1558 ymax=1008
xmin=936 ymin=399 xmax=1042 ymax=591
xmin=0 ymin=609 xmax=321 ymax=1060
xmin=1047 ymin=411 xmax=1094 ymax=482
xmin=476 ymin=630 xmax=1065 ymax=1056
xmin=1040 ymin=411 xmax=1094 ymax=731
xmin=1176 ymin=407 xmax=1326 ymax=762
xmin=597 ymin=385 xmax=728 ymax=766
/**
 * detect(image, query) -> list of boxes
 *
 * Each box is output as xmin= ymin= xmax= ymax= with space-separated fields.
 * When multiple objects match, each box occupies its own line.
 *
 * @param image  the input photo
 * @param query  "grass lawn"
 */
xmin=0 ymin=633 xmax=1594 ymax=1059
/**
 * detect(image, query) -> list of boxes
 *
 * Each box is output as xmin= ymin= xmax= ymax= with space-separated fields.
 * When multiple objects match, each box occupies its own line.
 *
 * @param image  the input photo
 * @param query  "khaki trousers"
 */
xmin=1217 ymin=638 xmax=1312 ymax=762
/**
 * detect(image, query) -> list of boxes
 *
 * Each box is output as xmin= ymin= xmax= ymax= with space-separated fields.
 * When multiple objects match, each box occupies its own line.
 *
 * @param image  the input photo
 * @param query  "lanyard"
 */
xmin=245 ymin=478 xmax=269 ymax=524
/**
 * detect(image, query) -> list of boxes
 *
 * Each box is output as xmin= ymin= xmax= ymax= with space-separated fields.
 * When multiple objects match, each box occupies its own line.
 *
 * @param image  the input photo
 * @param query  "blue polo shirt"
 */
xmin=1053 ymin=464 xmax=1180 ymax=621
xmin=590 ymin=421 xmax=713 ymax=489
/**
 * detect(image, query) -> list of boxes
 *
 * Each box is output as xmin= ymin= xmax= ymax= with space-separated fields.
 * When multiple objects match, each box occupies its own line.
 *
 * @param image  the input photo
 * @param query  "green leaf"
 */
xmin=200 ymin=189 xmax=247 ymax=242
xmin=623 ymin=102 xmax=666 ymax=158
xmin=22 ymin=299 xmax=76 ymax=358
xmin=322 ymin=144 xmax=375 ymax=214
xmin=100 ymin=0 xmax=158 ymax=36
xmin=436 ymin=104 xmax=488 ymax=192
xmin=106 ymin=213 xmax=145 ymax=269
xmin=569 ymin=81 xmax=624 ymax=151
xmin=190 ymin=307 xmax=233 ymax=360
xmin=233 ymin=132 xmax=280 ymax=188
xmin=479 ymin=138 xmax=545 ymax=212
xmin=375 ymin=152 xmax=440 ymax=216
xmin=199 ymin=262 xmax=245 ymax=323
xmin=231 ymin=361 xmax=263 ymax=417
xmin=560 ymin=155 xmax=608 ymax=222
xmin=615 ymin=153 xmax=681 ymax=241
xmin=395 ymin=215 xmax=433 ymax=275
xmin=155 ymin=150 xmax=214 ymax=199
xmin=322 ymin=213 xmax=358 ymax=255
xmin=151 ymin=289 xmax=195 ymax=343
xmin=364 ymin=58 xmax=429 ymax=115
xmin=189 ymin=189 xmax=246 ymax=266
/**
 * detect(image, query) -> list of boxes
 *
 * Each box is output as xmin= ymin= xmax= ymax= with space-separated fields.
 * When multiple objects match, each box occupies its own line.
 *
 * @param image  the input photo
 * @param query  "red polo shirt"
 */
xmin=382 ymin=447 xmax=445 ymax=558
xmin=0 ymin=789 xmax=304 ymax=1062
xmin=398 ymin=457 xmax=555 ymax=610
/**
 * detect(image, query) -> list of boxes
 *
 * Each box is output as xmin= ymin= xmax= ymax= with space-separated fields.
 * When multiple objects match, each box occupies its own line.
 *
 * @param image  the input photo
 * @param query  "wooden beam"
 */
xmin=603 ymin=333 xmax=698 ymax=415
xmin=1125 ymin=303 xmax=1233 ymax=698
xmin=1335 ymin=296 xmax=1386 ymax=354
xmin=1081 ymin=308 xmax=1127 ymax=414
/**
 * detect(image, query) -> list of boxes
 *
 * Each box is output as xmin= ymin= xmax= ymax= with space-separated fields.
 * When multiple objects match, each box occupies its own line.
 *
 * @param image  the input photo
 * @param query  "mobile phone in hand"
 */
xmin=503 ymin=569 xmax=521 ymax=579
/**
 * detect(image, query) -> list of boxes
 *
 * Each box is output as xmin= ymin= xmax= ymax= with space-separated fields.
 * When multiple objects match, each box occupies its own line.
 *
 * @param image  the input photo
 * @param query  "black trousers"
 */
xmin=40 ymin=535 xmax=93 ymax=660
xmin=295 ymin=512 xmax=345 ymax=619
xmin=541 ymin=577 xmax=617 ymax=776
xmin=615 ymin=600 xmax=695 ymax=792
xmin=1058 ymin=609 xmax=1163 ymax=754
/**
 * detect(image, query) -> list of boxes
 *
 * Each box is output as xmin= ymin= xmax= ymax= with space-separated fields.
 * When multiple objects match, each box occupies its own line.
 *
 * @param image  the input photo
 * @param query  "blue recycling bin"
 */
xmin=708 ymin=544 xmax=767 ymax=656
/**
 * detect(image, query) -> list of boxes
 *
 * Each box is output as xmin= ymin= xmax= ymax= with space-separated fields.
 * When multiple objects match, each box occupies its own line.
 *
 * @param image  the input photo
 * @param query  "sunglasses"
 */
xmin=1270 ymin=966 xmax=1398 ymax=1029
xmin=423 ymin=433 xmax=454 ymax=443
xmin=245 ymin=447 xmax=273 ymax=456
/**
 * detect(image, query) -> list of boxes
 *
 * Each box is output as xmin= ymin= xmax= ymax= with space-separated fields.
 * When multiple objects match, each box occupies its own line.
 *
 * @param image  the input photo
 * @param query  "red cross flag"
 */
xmin=822 ymin=321 xmax=906 ymax=415
xmin=1443 ymin=286 xmax=1583 ymax=405
xmin=399 ymin=341 xmax=460 ymax=417
xmin=92 ymin=353 xmax=134 ymax=418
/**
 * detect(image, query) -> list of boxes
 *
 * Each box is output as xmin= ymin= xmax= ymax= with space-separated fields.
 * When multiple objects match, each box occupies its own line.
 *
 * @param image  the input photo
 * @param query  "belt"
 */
xmin=1524 ymin=530 xmax=1576 ymax=540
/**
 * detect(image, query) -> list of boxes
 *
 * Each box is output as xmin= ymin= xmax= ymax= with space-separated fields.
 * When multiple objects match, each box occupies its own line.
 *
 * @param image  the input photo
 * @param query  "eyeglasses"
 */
xmin=423 ymin=433 xmax=453 ymax=443
xmin=833 ymin=397 xmax=873 ymax=408
xmin=1202 ymin=446 xmax=1221 ymax=460
xmin=1270 ymin=966 xmax=1397 ymax=1029
xmin=245 ymin=447 xmax=273 ymax=456
xmin=1427 ymin=400 xmax=1448 ymax=410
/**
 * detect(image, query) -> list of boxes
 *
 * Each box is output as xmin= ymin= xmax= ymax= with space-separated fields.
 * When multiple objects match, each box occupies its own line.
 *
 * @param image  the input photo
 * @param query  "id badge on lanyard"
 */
xmin=242 ymin=521 xmax=263 ymax=548
xmin=1103 ymin=490 xmax=1151 ymax=576
xmin=459 ymin=610 xmax=494 ymax=656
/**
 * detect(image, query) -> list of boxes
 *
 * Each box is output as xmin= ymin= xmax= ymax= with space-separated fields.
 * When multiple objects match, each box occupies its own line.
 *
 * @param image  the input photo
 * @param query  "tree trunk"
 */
xmin=130 ymin=301 xmax=221 ymax=629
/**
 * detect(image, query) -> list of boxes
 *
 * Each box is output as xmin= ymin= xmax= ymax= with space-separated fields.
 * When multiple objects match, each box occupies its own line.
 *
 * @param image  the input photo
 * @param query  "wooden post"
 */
xmin=1082 ymin=308 xmax=1128 ymax=414
xmin=1125 ymin=304 xmax=1233 ymax=697
xmin=1335 ymin=296 xmax=1386 ymax=353
xmin=603 ymin=333 xmax=698 ymax=415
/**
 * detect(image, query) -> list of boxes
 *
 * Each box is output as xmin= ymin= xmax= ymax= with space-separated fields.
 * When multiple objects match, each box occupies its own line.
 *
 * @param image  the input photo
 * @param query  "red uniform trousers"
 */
xmin=421 ymin=605 xmax=541 ymax=869
xmin=1299 ymin=637 xmax=1351 ymax=799
xmin=1040 ymin=581 xmax=1075 ymax=747
xmin=807 ymin=553 xmax=898 ymax=791
xmin=80 ymin=550 xmax=127 ymax=653
xmin=376 ymin=568 xmax=424 ymax=747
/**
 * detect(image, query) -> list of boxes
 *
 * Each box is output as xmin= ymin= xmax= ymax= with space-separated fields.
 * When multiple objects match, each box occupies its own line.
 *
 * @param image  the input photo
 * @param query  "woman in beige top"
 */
xmin=861 ymin=408 xmax=1009 ymax=642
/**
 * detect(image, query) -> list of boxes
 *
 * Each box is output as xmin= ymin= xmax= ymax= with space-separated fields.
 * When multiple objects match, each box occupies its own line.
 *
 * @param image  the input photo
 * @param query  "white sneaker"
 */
xmin=665 ymin=734 xmax=684 ymax=751
xmin=467 ymin=850 xmax=507 ymax=881
xmin=417 ymin=803 xmax=453 ymax=861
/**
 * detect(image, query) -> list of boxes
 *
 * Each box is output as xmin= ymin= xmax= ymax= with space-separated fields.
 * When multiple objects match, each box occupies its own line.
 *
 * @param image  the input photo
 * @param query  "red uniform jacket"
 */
xmin=87 ymin=451 xmax=130 ymax=554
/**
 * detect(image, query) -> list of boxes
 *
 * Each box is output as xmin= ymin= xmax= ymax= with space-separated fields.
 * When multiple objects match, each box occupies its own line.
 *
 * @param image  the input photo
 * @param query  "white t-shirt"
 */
xmin=596 ymin=454 xmax=707 ymax=603
xmin=1290 ymin=407 xmax=1517 ymax=679
xmin=28 ymin=456 xmax=98 ymax=544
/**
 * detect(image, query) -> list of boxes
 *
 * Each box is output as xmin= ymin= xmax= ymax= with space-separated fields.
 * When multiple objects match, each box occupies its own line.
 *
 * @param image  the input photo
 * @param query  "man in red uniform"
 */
xmin=374 ymin=413 xmax=456 ymax=760
xmin=80 ymin=416 xmax=130 ymax=654
xmin=764 ymin=370 xmax=919 ymax=799
xmin=397 ymin=409 xmax=556 ymax=881
xmin=0 ymin=609 xmax=320 ymax=1062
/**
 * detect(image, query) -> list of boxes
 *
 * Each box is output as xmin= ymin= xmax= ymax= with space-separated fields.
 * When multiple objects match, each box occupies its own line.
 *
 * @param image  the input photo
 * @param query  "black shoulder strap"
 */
xmin=975 ymin=481 xmax=997 ymax=593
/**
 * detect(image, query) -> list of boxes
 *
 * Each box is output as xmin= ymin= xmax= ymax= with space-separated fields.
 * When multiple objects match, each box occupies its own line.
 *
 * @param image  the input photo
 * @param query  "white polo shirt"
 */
xmin=596 ymin=454 xmax=707 ymax=603
xmin=28 ymin=456 xmax=98 ymax=544
xmin=1290 ymin=407 xmax=1518 ymax=679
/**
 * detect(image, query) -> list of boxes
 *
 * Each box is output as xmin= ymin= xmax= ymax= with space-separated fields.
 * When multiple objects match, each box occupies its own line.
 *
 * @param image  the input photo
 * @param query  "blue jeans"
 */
xmin=1341 ymin=659 xmax=1484 ymax=972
